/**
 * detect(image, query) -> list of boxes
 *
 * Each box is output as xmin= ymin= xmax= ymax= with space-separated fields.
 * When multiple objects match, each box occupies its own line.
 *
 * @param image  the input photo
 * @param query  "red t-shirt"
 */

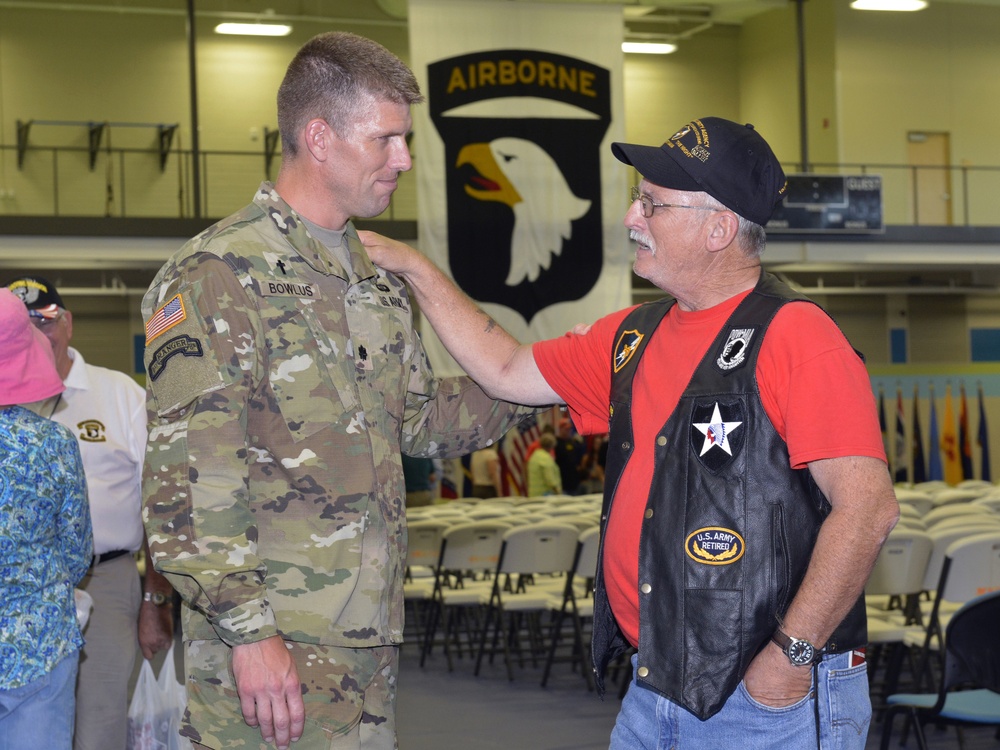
xmin=532 ymin=290 xmax=887 ymax=647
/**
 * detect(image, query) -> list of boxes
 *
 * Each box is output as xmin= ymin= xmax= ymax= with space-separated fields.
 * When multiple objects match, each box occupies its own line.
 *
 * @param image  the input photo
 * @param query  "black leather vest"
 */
xmin=591 ymin=272 xmax=868 ymax=719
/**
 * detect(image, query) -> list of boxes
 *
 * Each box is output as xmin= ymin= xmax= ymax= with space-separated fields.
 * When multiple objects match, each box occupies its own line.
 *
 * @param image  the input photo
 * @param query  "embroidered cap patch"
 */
xmin=613 ymin=329 xmax=644 ymax=373
xmin=685 ymin=527 xmax=746 ymax=565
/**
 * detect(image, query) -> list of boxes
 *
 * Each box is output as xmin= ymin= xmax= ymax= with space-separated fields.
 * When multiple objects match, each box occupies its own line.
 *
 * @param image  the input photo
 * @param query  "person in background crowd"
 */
xmin=0 ymin=288 xmax=93 ymax=749
xmin=6 ymin=275 xmax=174 ymax=750
xmin=554 ymin=417 xmax=587 ymax=494
xmin=140 ymin=31 xmax=532 ymax=750
xmin=469 ymin=446 xmax=502 ymax=499
xmin=527 ymin=433 xmax=562 ymax=497
xmin=402 ymin=454 xmax=437 ymax=508
xmin=360 ymin=115 xmax=899 ymax=748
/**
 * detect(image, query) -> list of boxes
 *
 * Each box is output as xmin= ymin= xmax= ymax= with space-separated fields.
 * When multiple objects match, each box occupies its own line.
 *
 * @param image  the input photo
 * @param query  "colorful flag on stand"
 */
xmin=928 ymin=389 xmax=943 ymax=481
xmin=959 ymin=383 xmax=974 ymax=480
xmin=978 ymin=384 xmax=991 ymax=482
xmin=941 ymin=384 xmax=962 ymax=485
xmin=498 ymin=414 xmax=542 ymax=496
xmin=894 ymin=388 xmax=907 ymax=483
xmin=911 ymin=385 xmax=927 ymax=484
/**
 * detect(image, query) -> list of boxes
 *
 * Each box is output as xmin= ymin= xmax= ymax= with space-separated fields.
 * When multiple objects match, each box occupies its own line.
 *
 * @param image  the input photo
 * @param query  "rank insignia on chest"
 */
xmin=613 ymin=329 xmax=644 ymax=373
xmin=690 ymin=399 xmax=745 ymax=472
xmin=716 ymin=326 xmax=756 ymax=372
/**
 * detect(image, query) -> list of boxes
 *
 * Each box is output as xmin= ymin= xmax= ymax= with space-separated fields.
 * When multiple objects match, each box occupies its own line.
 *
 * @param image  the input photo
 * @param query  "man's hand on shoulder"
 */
xmin=231 ymin=636 xmax=304 ymax=750
xmin=358 ymin=230 xmax=422 ymax=277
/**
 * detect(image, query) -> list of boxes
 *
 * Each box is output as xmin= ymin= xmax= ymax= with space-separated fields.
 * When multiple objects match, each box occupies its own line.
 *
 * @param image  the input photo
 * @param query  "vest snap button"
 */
xmin=637 ymin=666 xmax=649 ymax=678
xmin=644 ymin=508 xmax=653 ymax=519
xmin=622 ymin=441 xmax=631 ymax=450
xmin=640 ymin=583 xmax=651 ymax=594
xmin=656 ymin=435 xmax=667 ymax=446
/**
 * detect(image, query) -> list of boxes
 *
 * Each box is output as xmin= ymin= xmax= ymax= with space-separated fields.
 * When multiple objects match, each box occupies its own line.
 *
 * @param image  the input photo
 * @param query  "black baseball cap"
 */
xmin=6 ymin=275 xmax=65 ymax=319
xmin=612 ymin=117 xmax=787 ymax=226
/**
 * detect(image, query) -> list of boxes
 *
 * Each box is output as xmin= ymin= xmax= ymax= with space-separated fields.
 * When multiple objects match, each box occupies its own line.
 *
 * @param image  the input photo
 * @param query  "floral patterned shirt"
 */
xmin=1 ymin=404 xmax=92 ymax=688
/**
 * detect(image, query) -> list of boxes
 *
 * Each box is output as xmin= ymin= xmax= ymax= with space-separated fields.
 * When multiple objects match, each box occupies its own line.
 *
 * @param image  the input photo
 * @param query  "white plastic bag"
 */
xmin=74 ymin=588 xmax=93 ymax=630
xmin=127 ymin=645 xmax=192 ymax=750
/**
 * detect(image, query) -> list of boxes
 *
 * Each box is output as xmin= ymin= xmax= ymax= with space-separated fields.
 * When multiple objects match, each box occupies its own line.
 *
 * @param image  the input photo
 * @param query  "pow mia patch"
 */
xmin=613 ymin=330 xmax=644 ymax=373
xmin=716 ymin=327 xmax=755 ymax=371
xmin=685 ymin=527 xmax=745 ymax=565
xmin=148 ymin=334 xmax=204 ymax=381
xmin=690 ymin=399 xmax=745 ymax=472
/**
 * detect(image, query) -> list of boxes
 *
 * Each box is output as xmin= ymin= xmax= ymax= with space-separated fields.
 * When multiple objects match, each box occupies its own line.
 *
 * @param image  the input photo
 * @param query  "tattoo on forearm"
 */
xmin=478 ymin=309 xmax=497 ymax=334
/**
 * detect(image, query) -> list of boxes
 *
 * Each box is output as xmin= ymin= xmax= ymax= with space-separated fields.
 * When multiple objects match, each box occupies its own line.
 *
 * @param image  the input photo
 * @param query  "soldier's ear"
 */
xmin=303 ymin=119 xmax=330 ymax=163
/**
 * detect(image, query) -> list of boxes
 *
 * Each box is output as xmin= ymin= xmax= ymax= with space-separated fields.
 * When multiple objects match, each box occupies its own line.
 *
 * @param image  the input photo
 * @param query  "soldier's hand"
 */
xmin=231 ymin=636 xmax=304 ymax=749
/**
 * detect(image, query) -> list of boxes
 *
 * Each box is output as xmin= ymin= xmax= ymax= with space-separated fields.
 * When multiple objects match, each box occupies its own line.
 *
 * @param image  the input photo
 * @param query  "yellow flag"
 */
xmin=941 ymin=384 xmax=963 ymax=485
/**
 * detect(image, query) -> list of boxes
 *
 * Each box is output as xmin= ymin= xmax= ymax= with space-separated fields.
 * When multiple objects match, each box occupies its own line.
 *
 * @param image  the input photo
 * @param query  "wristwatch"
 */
xmin=143 ymin=591 xmax=170 ymax=607
xmin=771 ymin=628 xmax=823 ymax=666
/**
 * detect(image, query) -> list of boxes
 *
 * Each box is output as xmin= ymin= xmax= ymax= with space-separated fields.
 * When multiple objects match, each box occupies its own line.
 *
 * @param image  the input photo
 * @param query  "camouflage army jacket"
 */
xmin=141 ymin=183 xmax=532 ymax=648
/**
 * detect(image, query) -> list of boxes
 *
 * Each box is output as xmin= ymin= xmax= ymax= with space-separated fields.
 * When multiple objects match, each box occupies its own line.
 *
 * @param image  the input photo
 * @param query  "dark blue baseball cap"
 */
xmin=612 ymin=117 xmax=787 ymax=226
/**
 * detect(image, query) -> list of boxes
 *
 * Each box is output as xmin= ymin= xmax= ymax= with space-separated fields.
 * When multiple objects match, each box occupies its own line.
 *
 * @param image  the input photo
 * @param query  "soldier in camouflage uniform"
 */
xmin=141 ymin=32 xmax=534 ymax=750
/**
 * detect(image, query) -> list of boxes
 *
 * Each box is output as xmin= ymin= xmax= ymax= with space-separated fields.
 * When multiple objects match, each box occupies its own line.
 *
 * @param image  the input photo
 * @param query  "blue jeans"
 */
xmin=609 ymin=651 xmax=871 ymax=750
xmin=0 ymin=650 xmax=79 ymax=749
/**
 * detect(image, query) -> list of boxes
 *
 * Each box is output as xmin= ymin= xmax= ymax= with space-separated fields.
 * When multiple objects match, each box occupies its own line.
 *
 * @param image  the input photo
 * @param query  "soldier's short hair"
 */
xmin=277 ymin=31 xmax=423 ymax=156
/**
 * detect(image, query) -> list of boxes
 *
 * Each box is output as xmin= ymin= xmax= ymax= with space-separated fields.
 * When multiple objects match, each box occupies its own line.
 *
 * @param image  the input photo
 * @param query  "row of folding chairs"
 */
xmin=865 ymin=520 xmax=1000 ymax=745
xmin=403 ymin=518 xmax=601 ymax=690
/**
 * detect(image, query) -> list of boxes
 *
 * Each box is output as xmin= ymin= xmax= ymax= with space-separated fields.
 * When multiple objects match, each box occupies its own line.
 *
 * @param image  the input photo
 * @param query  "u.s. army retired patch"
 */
xmin=148 ymin=334 xmax=204 ymax=381
xmin=685 ymin=527 xmax=745 ymax=565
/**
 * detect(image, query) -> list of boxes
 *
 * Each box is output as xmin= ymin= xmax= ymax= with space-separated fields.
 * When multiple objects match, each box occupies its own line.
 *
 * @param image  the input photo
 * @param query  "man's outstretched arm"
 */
xmin=360 ymin=231 xmax=562 ymax=406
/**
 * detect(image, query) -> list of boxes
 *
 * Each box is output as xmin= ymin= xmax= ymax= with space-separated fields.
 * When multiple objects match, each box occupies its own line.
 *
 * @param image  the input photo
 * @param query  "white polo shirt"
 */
xmin=52 ymin=347 xmax=146 ymax=556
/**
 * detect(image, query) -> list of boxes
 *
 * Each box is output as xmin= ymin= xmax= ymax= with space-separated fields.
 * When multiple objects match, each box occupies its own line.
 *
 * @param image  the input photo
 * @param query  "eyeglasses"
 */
xmin=29 ymin=309 xmax=63 ymax=329
xmin=630 ymin=186 xmax=722 ymax=219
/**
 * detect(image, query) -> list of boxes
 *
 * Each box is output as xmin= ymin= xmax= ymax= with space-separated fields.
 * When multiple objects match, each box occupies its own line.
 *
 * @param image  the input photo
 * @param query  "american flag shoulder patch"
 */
xmin=146 ymin=294 xmax=187 ymax=344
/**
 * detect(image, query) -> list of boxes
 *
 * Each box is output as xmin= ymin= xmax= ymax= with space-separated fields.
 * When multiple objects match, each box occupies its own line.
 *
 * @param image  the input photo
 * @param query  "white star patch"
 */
xmin=692 ymin=402 xmax=743 ymax=456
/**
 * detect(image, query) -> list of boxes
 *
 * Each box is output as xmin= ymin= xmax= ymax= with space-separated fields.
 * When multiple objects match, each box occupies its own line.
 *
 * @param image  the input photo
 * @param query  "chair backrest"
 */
xmin=575 ymin=527 xmax=601 ymax=580
xmin=894 ymin=516 xmax=927 ymax=530
xmin=405 ymin=519 xmax=452 ymax=568
xmin=942 ymin=589 xmax=1000 ymax=693
xmin=923 ymin=525 xmax=996 ymax=591
xmin=497 ymin=523 xmax=580 ymax=576
xmin=923 ymin=503 xmax=990 ymax=527
xmin=973 ymin=496 xmax=1000 ymax=513
xmin=866 ymin=528 xmax=934 ymax=596
xmin=439 ymin=521 xmax=512 ymax=572
xmin=933 ymin=488 xmax=990 ymax=507
xmin=898 ymin=504 xmax=923 ymax=519
xmin=937 ymin=531 xmax=1000 ymax=604
xmin=929 ymin=515 xmax=1000 ymax=533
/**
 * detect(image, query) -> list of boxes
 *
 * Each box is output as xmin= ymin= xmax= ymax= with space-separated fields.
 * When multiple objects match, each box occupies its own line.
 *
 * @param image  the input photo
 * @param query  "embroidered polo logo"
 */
xmin=77 ymin=419 xmax=107 ymax=443
xmin=148 ymin=334 xmax=204 ymax=381
xmin=685 ymin=527 xmax=745 ymax=565
xmin=716 ymin=327 xmax=755 ymax=371
xmin=690 ymin=399 xmax=745 ymax=472
xmin=613 ymin=330 xmax=644 ymax=373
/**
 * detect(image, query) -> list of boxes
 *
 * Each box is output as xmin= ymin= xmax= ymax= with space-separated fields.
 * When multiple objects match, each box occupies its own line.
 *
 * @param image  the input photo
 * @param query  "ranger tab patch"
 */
xmin=148 ymin=334 xmax=204 ymax=381
xmin=685 ymin=527 xmax=745 ymax=565
xmin=613 ymin=329 xmax=644 ymax=373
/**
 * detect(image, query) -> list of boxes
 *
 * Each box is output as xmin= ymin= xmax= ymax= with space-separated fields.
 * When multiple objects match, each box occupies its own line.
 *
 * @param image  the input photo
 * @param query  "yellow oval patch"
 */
xmin=685 ymin=527 xmax=745 ymax=565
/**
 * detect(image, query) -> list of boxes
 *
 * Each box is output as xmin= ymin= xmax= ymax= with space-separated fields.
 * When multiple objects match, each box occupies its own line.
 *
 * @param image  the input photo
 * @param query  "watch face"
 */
xmin=787 ymin=639 xmax=815 ymax=666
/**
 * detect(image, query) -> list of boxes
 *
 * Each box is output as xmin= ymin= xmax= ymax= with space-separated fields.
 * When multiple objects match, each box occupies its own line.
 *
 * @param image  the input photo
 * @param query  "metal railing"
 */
xmin=1 ymin=142 xmax=998 ymax=227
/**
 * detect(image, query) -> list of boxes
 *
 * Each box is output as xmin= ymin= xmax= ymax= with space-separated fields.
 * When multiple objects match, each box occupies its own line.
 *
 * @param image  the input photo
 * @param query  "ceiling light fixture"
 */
xmin=622 ymin=41 xmax=678 ymax=54
xmin=850 ymin=0 xmax=927 ymax=10
xmin=214 ymin=22 xmax=293 ymax=36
